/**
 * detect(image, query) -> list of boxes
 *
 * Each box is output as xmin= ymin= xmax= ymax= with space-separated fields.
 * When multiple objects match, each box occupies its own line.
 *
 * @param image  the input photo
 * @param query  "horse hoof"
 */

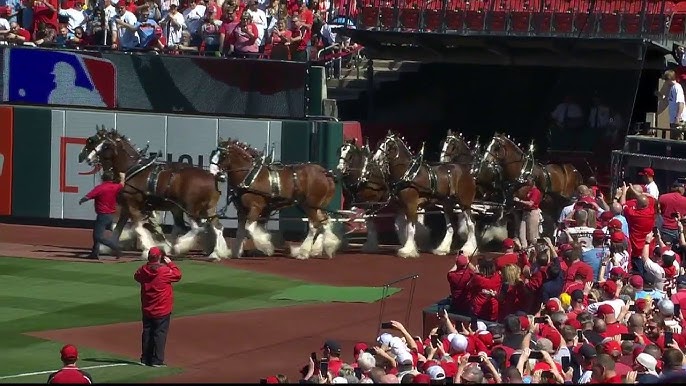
xmin=432 ymin=248 xmax=451 ymax=256
xmin=208 ymin=254 xmax=221 ymax=262
xmin=398 ymin=248 xmax=420 ymax=259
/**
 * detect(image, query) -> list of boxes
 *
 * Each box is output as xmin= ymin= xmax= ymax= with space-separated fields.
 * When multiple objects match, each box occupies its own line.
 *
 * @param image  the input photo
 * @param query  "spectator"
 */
xmin=559 ymin=209 xmax=596 ymax=250
xmin=643 ymin=231 xmax=678 ymax=292
xmin=33 ymin=20 xmax=56 ymax=45
xmin=322 ymin=340 xmax=344 ymax=376
xmin=137 ymin=9 xmax=164 ymax=50
xmin=632 ymin=352 xmax=659 ymax=382
xmin=495 ymin=238 xmax=519 ymax=270
xmin=199 ymin=5 xmax=221 ymax=55
xmin=159 ymin=3 xmax=184 ymax=48
xmin=639 ymin=167 xmax=660 ymax=199
xmin=619 ymin=183 xmax=657 ymax=276
xmin=226 ymin=11 xmax=258 ymax=57
xmin=33 ymin=0 xmax=58 ymax=34
xmin=513 ymin=175 xmax=542 ymax=248
xmin=670 ymin=275 xmax=686 ymax=319
xmin=288 ymin=13 xmax=308 ymax=61
xmin=469 ymin=257 xmax=501 ymax=321
xmin=111 ymin=2 xmax=139 ymax=49
xmin=134 ymin=246 xmax=182 ymax=367
xmin=53 ymin=24 xmax=73 ymax=46
xmin=598 ymin=232 xmax=629 ymax=280
xmin=498 ymin=264 xmax=533 ymax=320
xmin=634 ymin=273 xmax=666 ymax=302
xmin=563 ymin=242 xmax=593 ymax=287
xmin=447 ymin=252 xmax=473 ymax=314
xmin=47 ymin=345 xmax=93 ymax=384
xmin=5 ymin=20 xmax=30 ymax=43
xmin=268 ymin=18 xmax=290 ymax=60
xmin=657 ymin=69 xmax=686 ymax=128
xmin=659 ymin=180 xmax=686 ymax=245
xmin=183 ymin=0 xmax=205 ymax=42
xmin=608 ymin=202 xmax=630 ymax=238
xmin=356 ymin=352 xmax=375 ymax=380
xmin=583 ymin=229 xmax=609 ymax=281
xmin=57 ymin=0 xmax=86 ymax=33
xmin=0 ymin=11 xmax=10 ymax=33
xmin=244 ymin=0 xmax=266 ymax=49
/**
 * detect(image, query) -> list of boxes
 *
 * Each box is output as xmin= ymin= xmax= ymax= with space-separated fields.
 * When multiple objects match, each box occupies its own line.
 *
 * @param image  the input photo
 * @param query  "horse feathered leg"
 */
xmin=414 ymin=212 xmax=431 ymax=251
xmin=322 ymin=219 xmax=342 ymax=258
xmin=208 ymin=218 xmax=231 ymax=260
xmin=232 ymin=215 xmax=248 ymax=258
xmin=398 ymin=194 xmax=420 ymax=258
xmin=134 ymin=220 xmax=157 ymax=260
xmin=172 ymin=220 xmax=201 ymax=257
xmin=433 ymin=211 xmax=454 ymax=255
xmin=310 ymin=233 xmax=324 ymax=256
xmin=290 ymin=221 xmax=320 ymax=259
xmin=394 ymin=214 xmax=408 ymax=245
xmin=460 ymin=208 xmax=479 ymax=256
xmin=246 ymin=220 xmax=275 ymax=256
xmin=362 ymin=219 xmax=380 ymax=253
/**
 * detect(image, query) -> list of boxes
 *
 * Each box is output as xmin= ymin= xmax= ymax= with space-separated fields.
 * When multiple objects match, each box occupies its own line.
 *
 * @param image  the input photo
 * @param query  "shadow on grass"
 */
xmin=81 ymin=357 xmax=141 ymax=365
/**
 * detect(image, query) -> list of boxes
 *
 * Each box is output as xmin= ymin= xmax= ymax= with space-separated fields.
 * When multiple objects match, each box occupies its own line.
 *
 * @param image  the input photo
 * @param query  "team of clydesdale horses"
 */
xmin=77 ymin=126 xmax=582 ymax=260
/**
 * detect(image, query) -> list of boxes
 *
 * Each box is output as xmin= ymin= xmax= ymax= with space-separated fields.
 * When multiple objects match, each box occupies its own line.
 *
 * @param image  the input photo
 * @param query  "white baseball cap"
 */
xmin=377 ymin=333 xmax=393 ymax=347
xmin=426 ymin=365 xmax=446 ymax=381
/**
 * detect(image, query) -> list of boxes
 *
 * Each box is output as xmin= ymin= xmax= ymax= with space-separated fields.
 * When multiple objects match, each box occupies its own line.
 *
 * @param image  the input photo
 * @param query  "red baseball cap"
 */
xmin=599 ymin=211 xmax=615 ymax=222
xmin=148 ymin=246 xmax=164 ymax=262
xmin=639 ymin=168 xmax=655 ymax=177
xmin=601 ymin=281 xmax=617 ymax=297
xmin=558 ymin=244 xmax=574 ymax=254
xmin=546 ymin=299 xmax=561 ymax=313
xmin=602 ymin=340 xmax=622 ymax=356
xmin=597 ymin=304 xmax=615 ymax=315
xmin=265 ymin=376 xmax=279 ymax=384
xmin=503 ymin=238 xmax=515 ymax=249
xmin=353 ymin=342 xmax=368 ymax=360
xmin=519 ymin=315 xmax=530 ymax=331
xmin=609 ymin=267 xmax=627 ymax=278
xmin=414 ymin=373 xmax=431 ymax=384
xmin=566 ymin=318 xmax=582 ymax=330
xmin=456 ymin=253 xmax=469 ymax=267
xmin=60 ymin=344 xmax=78 ymax=361
xmin=609 ymin=230 xmax=624 ymax=243
xmin=630 ymin=275 xmax=644 ymax=288
xmin=592 ymin=229 xmax=606 ymax=240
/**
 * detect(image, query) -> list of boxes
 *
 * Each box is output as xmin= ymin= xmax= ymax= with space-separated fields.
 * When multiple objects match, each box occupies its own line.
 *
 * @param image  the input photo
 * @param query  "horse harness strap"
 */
xmin=239 ymin=159 xmax=265 ymax=190
xmin=146 ymin=163 xmax=165 ymax=195
xmin=539 ymin=164 xmax=553 ymax=194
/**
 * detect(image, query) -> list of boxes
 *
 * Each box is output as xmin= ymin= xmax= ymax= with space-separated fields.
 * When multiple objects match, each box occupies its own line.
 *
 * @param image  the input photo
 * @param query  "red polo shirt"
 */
xmin=84 ymin=181 xmax=123 ymax=215
xmin=527 ymin=186 xmax=542 ymax=210
xmin=47 ymin=366 xmax=92 ymax=384
xmin=623 ymin=197 xmax=656 ymax=257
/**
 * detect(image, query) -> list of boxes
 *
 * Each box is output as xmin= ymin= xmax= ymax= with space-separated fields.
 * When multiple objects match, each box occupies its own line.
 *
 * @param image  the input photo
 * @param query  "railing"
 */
xmin=339 ymin=0 xmax=684 ymax=42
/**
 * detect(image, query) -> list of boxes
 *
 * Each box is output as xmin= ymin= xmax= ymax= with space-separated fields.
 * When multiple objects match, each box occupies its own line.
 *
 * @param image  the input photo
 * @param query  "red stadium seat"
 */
xmin=599 ymin=12 xmax=621 ymax=34
xmin=553 ymin=12 xmax=574 ymax=33
xmin=423 ymin=9 xmax=443 ymax=31
xmin=574 ymin=12 xmax=596 ymax=34
xmin=464 ymin=10 xmax=486 ymax=31
xmin=511 ymin=11 xmax=532 ymax=31
xmin=488 ymin=10 xmax=509 ymax=31
xmin=533 ymin=11 xmax=553 ymax=33
xmin=379 ymin=6 xmax=396 ymax=30
xmin=399 ymin=7 xmax=421 ymax=30
xmin=669 ymin=12 xmax=686 ymax=34
xmin=359 ymin=6 xmax=380 ymax=29
xmin=644 ymin=13 xmax=666 ymax=33
xmin=445 ymin=9 xmax=465 ymax=30
xmin=623 ymin=13 xmax=642 ymax=34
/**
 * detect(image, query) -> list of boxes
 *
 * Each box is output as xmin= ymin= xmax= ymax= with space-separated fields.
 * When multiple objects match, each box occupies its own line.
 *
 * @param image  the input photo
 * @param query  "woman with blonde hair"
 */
xmin=498 ymin=264 xmax=535 ymax=321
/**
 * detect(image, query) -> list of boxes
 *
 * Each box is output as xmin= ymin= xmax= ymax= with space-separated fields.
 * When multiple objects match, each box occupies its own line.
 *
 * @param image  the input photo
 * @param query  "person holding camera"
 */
xmin=134 ymin=247 xmax=182 ymax=367
xmin=659 ymin=180 xmax=686 ymax=245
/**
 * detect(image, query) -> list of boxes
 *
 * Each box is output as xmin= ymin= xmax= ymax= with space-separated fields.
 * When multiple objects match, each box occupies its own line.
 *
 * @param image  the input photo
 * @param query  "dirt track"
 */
xmin=0 ymin=223 xmax=454 ymax=382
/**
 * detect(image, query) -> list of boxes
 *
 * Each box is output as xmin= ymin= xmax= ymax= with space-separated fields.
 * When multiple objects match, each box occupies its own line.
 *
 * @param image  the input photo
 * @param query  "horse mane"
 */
xmin=223 ymin=138 xmax=263 ymax=158
xmin=496 ymin=133 xmax=524 ymax=154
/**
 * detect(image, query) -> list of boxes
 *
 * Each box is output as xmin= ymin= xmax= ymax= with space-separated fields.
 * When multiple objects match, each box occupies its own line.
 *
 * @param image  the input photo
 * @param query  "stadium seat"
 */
xmin=379 ymin=6 xmax=397 ymax=30
xmin=359 ymin=6 xmax=380 ymax=29
xmin=644 ymin=13 xmax=666 ymax=34
xmin=533 ymin=11 xmax=553 ymax=33
xmin=464 ymin=0 xmax=487 ymax=32
xmin=623 ymin=13 xmax=642 ymax=34
xmin=423 ymin=8 xmax=443 ymax=31
xmin=487 ymin=10 xmax=509 ymax=32
xmin=553 ymin=11 xmax=574 ymax=33
xmin=399 ymin=7 xmax=421 ymax=30
xmin=445 ymin=9 xmax=465 ymax=30
xmin=669 ymin=12 xmax=686 ymax=35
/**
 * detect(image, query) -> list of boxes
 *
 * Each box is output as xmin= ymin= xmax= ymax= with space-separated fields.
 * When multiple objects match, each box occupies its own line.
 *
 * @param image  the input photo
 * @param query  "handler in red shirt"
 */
xmin=47 ymin=345 xmax=93 ymax=384
xmin=619 ymin=183 xmax=656 ymax=276
xmin=78 ymin=171 xmax=124 ymax=259
xmin=513 ymin=175 xmax=542 ymax=248
xmin=134 ymin=247 xmax=182 ymax=367
xmin=659 ymin=180 xmax=686 ymax=245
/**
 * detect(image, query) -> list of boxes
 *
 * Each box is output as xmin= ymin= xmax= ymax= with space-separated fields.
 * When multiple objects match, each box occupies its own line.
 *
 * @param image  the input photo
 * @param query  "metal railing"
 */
xmin=339 ymin=0 xmax=683 ymax=41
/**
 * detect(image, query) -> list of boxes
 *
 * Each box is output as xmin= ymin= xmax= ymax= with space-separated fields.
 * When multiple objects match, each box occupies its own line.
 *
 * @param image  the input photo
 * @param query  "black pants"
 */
xmin=141 ymin=314 xmax=171 ymax=366
xmin=91 ymin=213 xmax=121 ymax=257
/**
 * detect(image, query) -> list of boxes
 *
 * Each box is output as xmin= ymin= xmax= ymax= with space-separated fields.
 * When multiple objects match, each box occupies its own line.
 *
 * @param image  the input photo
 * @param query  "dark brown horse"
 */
xmin=78 ymin=127 xmax=230 ymax=260
xmin=476 ymin=133 xmax=583 ymax=234
xmin=213 ymin=138 xmax=340 ymax=259
xmin=373 ymin=131 xmax=478 ymax=258
xmin=439 ymin=129 xmax=480 ymax=169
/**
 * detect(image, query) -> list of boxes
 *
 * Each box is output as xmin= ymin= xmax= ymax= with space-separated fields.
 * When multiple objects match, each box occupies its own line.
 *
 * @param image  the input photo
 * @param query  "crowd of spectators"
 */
xmin=0 ymin=0 xmax=357 ymax=60
xmin=272 ymin=168 xmax=686 ymax=383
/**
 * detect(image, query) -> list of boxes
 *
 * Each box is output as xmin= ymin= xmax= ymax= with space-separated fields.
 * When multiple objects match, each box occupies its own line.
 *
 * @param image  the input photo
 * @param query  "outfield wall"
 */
xmin=0 ymin=105 xmax=345 ymax=233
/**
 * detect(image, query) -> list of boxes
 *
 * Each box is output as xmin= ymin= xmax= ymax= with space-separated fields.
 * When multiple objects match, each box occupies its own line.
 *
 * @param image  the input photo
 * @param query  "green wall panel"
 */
xmin=12 ymin=107 xmax=52 ymax=217
xmin=279 ymin=120 xmax=312 ymax=233
xmin=315 ymin=121 xmax=343 ymax=212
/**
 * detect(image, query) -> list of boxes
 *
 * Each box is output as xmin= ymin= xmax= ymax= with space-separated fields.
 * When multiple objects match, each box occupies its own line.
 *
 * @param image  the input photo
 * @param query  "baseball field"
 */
xmin=0 ymin=223 xmax=453 ymax=383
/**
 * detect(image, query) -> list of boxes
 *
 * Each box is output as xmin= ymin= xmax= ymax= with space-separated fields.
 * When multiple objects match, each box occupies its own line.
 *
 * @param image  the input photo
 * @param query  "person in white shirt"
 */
xmin=58 ymin=0 xmax=87 ymax=34
xmin=588 ymin=94 xmax=611 ymax=129
xmin=659 ymin=69 xmax=686 ymax=126
xmin=111 ymin=3 xmax=139 ymax=49
xmin=643 ymin=232 xmax=680 ymax=291
xmin=0 ymin=16 xmax=10 ymax=32
xmin=551 ymin=96 xmax=584 ymax=129
xmin=102 ymin=0 xmax=117 ymax=24
xmin=160 ymin=4 xmax=185 ymax=47
xmin=639 ymin=167 xmax=659 ymax=199
xmin=183 ymin=0 xmax=206 ymax=39
xmin=245 ymin=0 xmax=267 ymax=47
xmin=557 ymin=209 xmax=596 ymax=251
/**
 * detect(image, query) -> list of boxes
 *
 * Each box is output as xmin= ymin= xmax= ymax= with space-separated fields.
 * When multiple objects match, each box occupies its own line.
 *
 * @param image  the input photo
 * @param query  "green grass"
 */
xmin=0 ymin=257 xmax=399 ymax=383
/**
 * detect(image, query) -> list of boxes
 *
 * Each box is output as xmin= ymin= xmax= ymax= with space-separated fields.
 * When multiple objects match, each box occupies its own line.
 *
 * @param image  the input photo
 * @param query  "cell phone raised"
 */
xmin=629 ymin=304 xmax=637 ymax=311
xmin=381 ymin=322 xmax=393 ymax=329
xmin=577 ymin=330 xmax=584 ymax=341
xmin=354 ymin=367 xmax=363 ymax=380
xmin=468 ymin=355 xmax=483 ymax=363
xmin=620 ymin=333 xmax=637 ymax=341
xmin=561 ymin=356 xmax=571 ymax=371
xmin=470 ymin=316 xmax=478 ymax=331
xmin=534 ymin=316 xmax=548 ymax=324
xmin=665 ymin=331 xmax=674 ymax=345
xmin=311 ymin=352 xmax=317 ymax=362
xmin=319 ymin=358 xmax=329 ymax=376
xmin=260 ymin=379 xmax=267 ymax=384
xmin=430 ymin=334 xmax=440 ymax=347
xmin=675 ymin=303 xmax=682 ymax=316
xmin=529 ymin=351 xmax=544 ymax=360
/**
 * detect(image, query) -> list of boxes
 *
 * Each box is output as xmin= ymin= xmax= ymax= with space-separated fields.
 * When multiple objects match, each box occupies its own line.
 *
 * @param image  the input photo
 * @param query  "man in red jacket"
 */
xmin=47 ymin=345 xmax=93 ymax=384
xmin=134 ymin=247 xmax=182 ymax=367
xmin=78 ymin=171 xmax=124 ymax=259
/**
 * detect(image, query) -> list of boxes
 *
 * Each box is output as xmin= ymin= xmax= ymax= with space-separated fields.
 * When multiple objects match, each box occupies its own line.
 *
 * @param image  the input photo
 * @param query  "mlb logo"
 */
xmin=3 ymin=48 xmax=117 ymax=108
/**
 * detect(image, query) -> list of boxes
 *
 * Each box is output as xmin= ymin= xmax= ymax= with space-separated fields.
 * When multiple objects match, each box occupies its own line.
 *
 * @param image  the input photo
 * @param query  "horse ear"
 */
xmin=447 ymin=129 xmax=452 ymax=136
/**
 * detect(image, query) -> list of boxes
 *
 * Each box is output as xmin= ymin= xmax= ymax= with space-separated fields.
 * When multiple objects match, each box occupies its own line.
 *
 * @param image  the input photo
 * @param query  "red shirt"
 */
xmin=469 ymin=273 xmax=502 ymax=321
xmin=48 ymin=366 xmax=92 ymax=384
xmin=604 ymin=375 xmax=623 ymax=384
xmin=564 ymin=260 xmax=594 ymax=286
xmin=659 ymin=192 xmax=686 ymax=230
xmin=671 ymin=290 xmax=686 ymax=320
xmin=496 ymin=252 xmax=519 ymax=270
xmin=601 ymin=322 xmax=629 ymax=338
xmin=299 ymin=7 xmax=314 ymax=27
xmin=290 ymin=25 xmax=310 ymax=51
xmin=15 ymin=27 xmax=31 ymax=41
xmin=84 ymin=181 xmax=123 ymax=215
xmin=623 ymin=197 xmax=656 ymax=257
xmin=448 ymin=268 xmax=474 ymax=313
xmin=527 ymin=186 xmax=542 ymax=210
xmin=134 ymin=261 xmax=182 ymax=318
xmin=32 ymin=0 xmax=59 ymax=31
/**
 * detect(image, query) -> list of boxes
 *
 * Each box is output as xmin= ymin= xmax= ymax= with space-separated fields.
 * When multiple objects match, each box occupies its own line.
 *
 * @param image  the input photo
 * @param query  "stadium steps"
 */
xmin=326 ymin=59 xmax=423 ymax=101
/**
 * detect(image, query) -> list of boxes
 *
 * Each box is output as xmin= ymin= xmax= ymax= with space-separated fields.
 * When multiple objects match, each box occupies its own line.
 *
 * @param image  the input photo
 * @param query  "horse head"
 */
xmin=337 ymin=138 xmax=359 ymax=175
xmin=440 ymin=130 xmax=473 ymax=163
xmin=214 ymin=138 xmax=262 ymax=182
xmin=372 ymin=131 xmax=412 ymax=173
xmin=78 ymin=125 xmax=139 ymax=174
